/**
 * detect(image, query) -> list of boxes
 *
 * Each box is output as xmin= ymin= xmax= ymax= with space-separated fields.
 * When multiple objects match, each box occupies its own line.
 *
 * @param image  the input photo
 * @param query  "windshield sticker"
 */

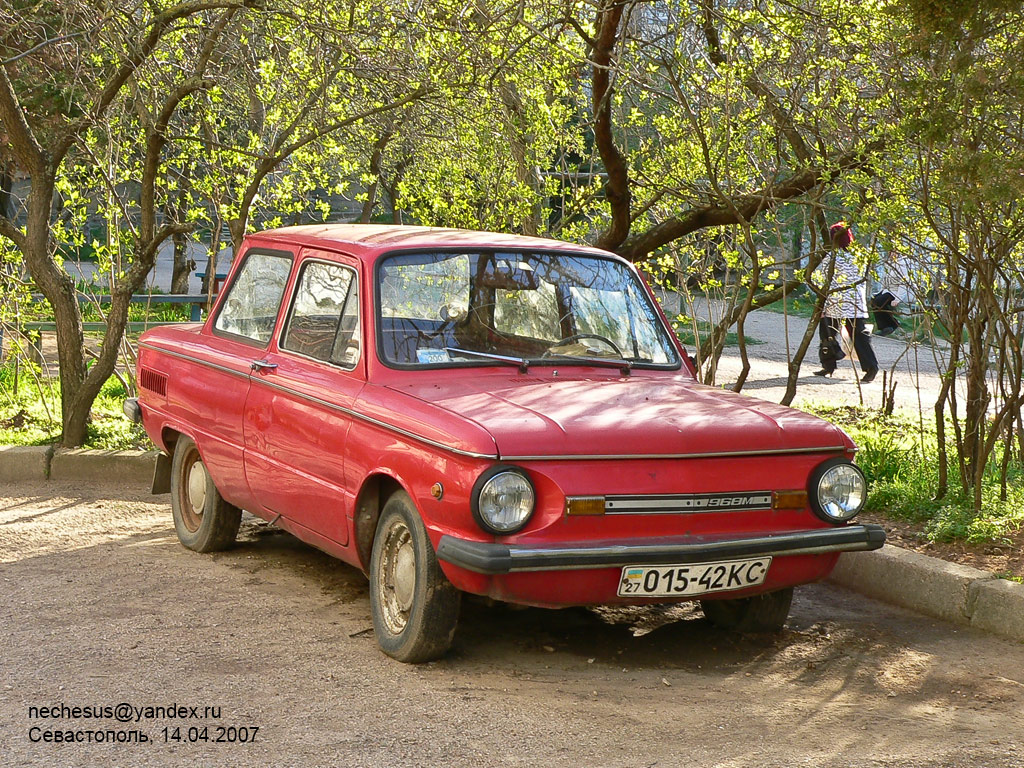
xmin=417 ymin=348 xmax=451 ymax=364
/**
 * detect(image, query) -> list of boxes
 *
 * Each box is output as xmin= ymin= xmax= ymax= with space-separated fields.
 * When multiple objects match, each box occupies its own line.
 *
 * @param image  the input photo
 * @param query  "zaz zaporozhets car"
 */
xmin=125 ymin=225 xmax=885 ymax=662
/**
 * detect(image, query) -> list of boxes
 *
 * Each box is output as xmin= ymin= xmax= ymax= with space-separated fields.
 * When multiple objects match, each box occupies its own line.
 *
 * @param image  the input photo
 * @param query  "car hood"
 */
xmin=385 ymin=372 xmax=851 ymax=459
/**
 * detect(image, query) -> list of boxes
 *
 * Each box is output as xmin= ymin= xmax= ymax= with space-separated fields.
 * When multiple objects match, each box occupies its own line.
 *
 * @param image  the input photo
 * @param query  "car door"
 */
xmin=242 ymin=249 xmax=365 ymax=545
xmin=186 ymin=246 xmax=294 ymax=507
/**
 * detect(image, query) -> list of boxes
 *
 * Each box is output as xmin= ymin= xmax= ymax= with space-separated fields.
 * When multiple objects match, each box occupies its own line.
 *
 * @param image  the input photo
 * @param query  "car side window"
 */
xmin=281 ymin=260 xmax=360 ymax=368
xmin=214 ymin=251 xmax=293 ymax=344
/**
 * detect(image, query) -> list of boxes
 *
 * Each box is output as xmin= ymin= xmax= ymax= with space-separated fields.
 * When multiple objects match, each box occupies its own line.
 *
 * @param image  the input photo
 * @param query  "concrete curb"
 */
xmin=49 ymin=449 xmax=158 ymax=487
xmin=0 ymin=445 xmax=55 ymax=482
xmin=831 ymin=547 xmax=1024 ymax=644
xmin=0 ymin=445 xmax=157 ymax=487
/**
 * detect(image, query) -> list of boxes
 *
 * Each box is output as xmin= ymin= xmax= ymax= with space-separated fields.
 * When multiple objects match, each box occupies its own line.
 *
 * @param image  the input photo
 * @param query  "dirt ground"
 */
xmin=2 ymin=482 xmax=1024 ymax=768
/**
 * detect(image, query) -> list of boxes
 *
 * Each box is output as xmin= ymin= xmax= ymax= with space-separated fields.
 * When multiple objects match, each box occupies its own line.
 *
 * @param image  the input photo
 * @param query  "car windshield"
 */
xmin=377 ymin=250 xmax=679 ymax=369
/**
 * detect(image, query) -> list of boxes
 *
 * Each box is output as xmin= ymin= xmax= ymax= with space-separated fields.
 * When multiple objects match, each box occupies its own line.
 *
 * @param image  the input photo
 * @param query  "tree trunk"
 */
xmin=592 ymin=0 xmax=632 ymax=252
xmin=170 ymin=228 xmax=191 ymax=294
xmin=731 ymin=240 xmax=761 ymax=392
xmin=780 ymin=303 xmax=825 ymax=407
xmin=0 ymin=160 xmax=12 ymax=221
xmin=168 ymin=167 xmax=194 ymax=293
xmin=359 ymin=130 xmax=393 ymax=223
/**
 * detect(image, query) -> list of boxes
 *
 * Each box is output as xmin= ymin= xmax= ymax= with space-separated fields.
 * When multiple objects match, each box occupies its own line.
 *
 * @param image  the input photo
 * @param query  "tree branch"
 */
xmin=0 ymin=15 xmax=114 ymax=66
xmin=139 ymin=78 xmax=214 ymax=244
xmin=0 ymin=215 xmax=25 ymax=250
xmin=51 ymin=0 xmax=255 ymax=167
xmin=0 ymin=66 xmax=46 ymax=174
xmin=233 ymin=84 xmax=432 ymax=238
xmin=700 ymin=0 xmax=813 ymax=164
xmin=592 ymin=0 xmax=632 ymax=253
xmin=617 ymin=140 xmax=884 ymax=261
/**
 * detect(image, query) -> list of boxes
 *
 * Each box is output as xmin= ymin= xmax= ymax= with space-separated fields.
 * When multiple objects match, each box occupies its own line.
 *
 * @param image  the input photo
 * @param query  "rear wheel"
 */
xmin=700 ymin=587 xmax=793 ymax=632
xmin=169 ymin=436 xmax=242 ymax=552
xmin=369 ymin=490 xmax=461 ymax=662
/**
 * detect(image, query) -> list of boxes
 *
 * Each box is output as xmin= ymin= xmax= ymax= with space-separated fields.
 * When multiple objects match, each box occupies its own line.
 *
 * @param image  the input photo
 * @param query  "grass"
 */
xmin=900 ymin=315 xmax=968 ymax=345
xmin=673 ymin=319 xmax=764 ymax=348
xmin=996 ymin=572 xmax=1024 ymax=584
xmin=0 ymin=362 xmax=152 ymax=450
xmin=81 ymin=300 xmax=192 ymax=324
xmin=758 ymin=294 xmax=817 ymax=319
xmin=800 ymin=403 xmax=1024 ymax=546
xmin=35 ymin=286 xmax=194 ymax=324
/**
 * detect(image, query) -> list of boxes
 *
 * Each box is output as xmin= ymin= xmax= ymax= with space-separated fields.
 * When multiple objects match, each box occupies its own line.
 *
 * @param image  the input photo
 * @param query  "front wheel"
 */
xmin=700 ymin=587 xmax=793 ymax=632
xmin=169 ymin=436 xmax=242 ymax=552
xmin=369 ymin=491 xmax=461 ymax=662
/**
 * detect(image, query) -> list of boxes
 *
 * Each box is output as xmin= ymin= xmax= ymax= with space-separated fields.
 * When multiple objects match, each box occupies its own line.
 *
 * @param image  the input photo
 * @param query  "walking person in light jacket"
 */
xmin=813 ymin=222 xmax=879 ymax=383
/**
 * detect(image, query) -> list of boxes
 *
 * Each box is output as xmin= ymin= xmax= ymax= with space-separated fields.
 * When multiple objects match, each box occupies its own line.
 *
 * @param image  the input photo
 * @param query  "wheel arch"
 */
xmin=161 ymin=425 xmax=183 ymax=455
xmin=353 ymin=472 xmax=405 ymax=572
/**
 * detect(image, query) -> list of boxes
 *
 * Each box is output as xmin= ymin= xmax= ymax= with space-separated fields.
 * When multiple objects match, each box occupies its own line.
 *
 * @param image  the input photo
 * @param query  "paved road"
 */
xmin=677 ymin=297 xmax=949 ymax=413
xmin=2 ymin=483 xmax=1023 ymax=767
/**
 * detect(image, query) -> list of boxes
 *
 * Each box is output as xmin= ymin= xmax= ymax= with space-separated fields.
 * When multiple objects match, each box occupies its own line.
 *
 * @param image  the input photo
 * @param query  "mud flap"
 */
xmin=152 ymin=452 xmax=172 ymax=494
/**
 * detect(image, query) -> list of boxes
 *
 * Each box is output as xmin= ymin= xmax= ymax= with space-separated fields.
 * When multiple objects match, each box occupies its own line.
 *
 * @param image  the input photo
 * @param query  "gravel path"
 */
xmin=689 ymin=303 xmax=947 ymax=413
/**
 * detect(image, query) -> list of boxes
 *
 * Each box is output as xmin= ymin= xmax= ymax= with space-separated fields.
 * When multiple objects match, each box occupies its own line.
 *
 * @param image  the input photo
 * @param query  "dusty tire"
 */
xmin=369 ymin=490 xmax=461 ymax=663
xmin=700 ymin=587 xmax=794 ymax=632
xmin=169 ymin=436 xmax=242 ymax=552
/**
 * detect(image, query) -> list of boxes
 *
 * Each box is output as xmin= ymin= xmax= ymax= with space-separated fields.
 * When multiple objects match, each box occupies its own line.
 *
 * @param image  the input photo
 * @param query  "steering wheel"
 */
xmin=543 ymin=333 xmax=624 ymax=358
xmin=419 ymin=305 xmax=465 ymax=341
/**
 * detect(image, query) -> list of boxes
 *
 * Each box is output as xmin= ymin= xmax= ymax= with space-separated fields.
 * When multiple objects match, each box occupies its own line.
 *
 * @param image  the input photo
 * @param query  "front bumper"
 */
xmin=437 ymin=524 xmax=885 ymax=575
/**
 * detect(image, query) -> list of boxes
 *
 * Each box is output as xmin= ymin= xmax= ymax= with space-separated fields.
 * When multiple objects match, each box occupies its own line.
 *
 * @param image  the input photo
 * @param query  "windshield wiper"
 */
xmin=445 ymin=347 xmax=530 ymax=373
xmin=537 ymin=353 xmax=631 ymax=375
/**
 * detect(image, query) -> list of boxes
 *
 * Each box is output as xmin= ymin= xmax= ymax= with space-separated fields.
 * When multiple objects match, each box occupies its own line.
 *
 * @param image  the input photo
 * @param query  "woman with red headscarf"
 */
xmin=813 ymin=222 xmax=879 ymax=382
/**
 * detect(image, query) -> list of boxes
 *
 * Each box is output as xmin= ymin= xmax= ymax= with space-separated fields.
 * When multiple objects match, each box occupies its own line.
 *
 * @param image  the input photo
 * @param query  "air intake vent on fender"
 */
xmin=139 ymin=368 xmax=168 ymax=396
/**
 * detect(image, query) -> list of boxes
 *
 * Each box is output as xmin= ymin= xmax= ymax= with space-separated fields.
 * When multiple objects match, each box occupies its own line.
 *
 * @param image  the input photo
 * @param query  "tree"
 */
xmin=0 ymin=0 xmax=255 ymax=446
xmin=871 ymin=0 xmax=1024 ymax=510
xmin=500 ymin=0 xmax=890 ymax=386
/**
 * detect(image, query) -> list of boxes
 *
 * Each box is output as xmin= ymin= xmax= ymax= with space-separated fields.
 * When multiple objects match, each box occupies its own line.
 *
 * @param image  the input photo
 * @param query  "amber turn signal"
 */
xmin=772 ymin=490 xmax=808 ymax=510
xmin=565 ymin=496 xmax=606 ymax=516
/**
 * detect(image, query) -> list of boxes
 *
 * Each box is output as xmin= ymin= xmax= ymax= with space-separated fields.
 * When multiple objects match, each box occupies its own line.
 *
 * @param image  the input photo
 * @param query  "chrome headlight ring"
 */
xmin=808 ymin=457 xmax=867 ymax=524
xmin=471 ymin=465 xmax=536 ymax=535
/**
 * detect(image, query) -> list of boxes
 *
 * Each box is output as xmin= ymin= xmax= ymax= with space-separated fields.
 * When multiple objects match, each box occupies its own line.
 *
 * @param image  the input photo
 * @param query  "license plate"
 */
xmin=617 ymin=557 xmax=772 ymax=598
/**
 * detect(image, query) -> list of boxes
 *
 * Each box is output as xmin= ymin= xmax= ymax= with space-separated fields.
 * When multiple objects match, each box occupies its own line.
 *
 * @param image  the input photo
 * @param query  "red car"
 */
xmin=126 ymin=225 xmax=883 ymax=662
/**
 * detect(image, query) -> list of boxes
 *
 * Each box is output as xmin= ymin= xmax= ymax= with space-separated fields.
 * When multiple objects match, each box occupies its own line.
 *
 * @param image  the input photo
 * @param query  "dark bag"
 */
xmin=869 ymin=291 xmax=900 ymax=336
xmin=819 ymin=336 xmax=845 ymax=365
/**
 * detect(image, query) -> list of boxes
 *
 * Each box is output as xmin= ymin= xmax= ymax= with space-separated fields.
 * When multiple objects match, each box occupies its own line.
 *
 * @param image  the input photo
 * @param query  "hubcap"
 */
xmin=393 ymin=543 xmax=416 ymax=611
xmin=378 ymin=519 xmax=416 ymax=635
xmin=178 ymin=451 xmax=207 ymax=533
xmin=188 ymin=461 xmax=208 ymax=512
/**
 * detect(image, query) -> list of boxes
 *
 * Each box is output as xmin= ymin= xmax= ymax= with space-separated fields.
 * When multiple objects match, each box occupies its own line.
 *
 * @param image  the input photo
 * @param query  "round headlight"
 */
xmin=809 ymin=458 xmax=867 ymax=524
xmin=472 ymin=467 xmax=535 ymax=534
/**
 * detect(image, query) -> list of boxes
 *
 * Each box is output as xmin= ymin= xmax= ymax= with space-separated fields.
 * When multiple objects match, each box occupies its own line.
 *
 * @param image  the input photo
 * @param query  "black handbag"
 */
xmin=870 ymin=291 xmax=900 ymax=336
xmin=819 ymin=336 xmax=845 ymax=365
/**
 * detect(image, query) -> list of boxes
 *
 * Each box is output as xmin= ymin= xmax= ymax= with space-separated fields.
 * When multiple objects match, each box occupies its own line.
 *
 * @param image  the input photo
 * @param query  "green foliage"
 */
xmin=0 ymin=363 xmax=151 ymax=450
xmin=3 ymin=0 xmax=1024 ymax=454
xmin=802 ymin=404 xmax=1024 ymax=545
xmin=673 ymin=318 xmax=763 ymax=349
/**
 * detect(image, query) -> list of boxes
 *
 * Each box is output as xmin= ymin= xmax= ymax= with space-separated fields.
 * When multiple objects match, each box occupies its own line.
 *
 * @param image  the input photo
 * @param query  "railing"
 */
xmin=7 ymin=293 xmax=215 ymax=366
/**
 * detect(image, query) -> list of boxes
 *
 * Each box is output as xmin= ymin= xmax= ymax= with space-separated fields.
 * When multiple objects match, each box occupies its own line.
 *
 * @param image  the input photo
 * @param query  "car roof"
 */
xmin=248 ymin=224 xmax=617 ymax=263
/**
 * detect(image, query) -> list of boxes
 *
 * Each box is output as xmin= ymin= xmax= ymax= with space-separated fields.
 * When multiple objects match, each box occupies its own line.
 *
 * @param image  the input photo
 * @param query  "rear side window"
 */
xmin=281 ymin=260 xmax=360 ymax=368
xmin=213 ymin=251 xmax=293 ymax=344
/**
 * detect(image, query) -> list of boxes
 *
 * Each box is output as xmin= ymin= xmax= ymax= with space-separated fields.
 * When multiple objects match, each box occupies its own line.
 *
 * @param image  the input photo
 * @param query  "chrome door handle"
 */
xmin=250 ymin=360 xmax=278 ymax=372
